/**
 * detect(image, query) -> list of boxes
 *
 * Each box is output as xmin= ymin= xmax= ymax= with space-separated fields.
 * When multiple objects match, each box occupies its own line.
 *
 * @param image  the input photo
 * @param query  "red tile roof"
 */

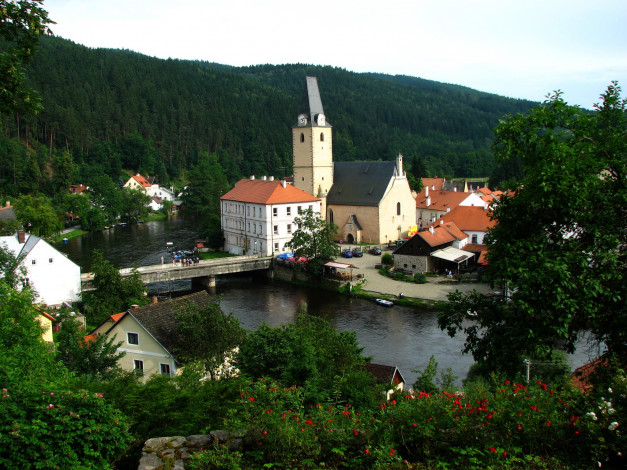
xmin=221 ymin=178 xmax=320 ymax=205
xmin=415 ymin=189 xmax=474 ymax=210
xmin=418 ymin=222 xmax=467 ymax=247
xmin=427 ymin=206 xmax=496 ymax=232
xmin=131 ymin=174 xmax=152 ymax=188
xmin=421 ymin=177 xmax=445 ymax=191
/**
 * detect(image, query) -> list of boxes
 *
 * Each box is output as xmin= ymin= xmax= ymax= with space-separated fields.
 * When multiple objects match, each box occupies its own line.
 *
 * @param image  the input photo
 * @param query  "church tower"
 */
xmin=292 ymin=76 xmax=333 ymax=217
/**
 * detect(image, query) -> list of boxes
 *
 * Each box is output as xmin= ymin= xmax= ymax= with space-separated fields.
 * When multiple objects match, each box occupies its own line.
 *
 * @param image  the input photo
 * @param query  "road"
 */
xmin=339 ymin=250 xmax=494 ymax=302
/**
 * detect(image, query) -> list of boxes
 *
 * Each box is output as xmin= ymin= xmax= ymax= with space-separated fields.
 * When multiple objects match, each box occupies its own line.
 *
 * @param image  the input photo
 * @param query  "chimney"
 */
xmin=425 ymin=186 xmax=429 ymax=197
xmin=261 ymin=175 xmax=267 ymax=181
xmin=17 ymin=231 xmax=26 ymax=244
xmin=429 ymin=226 xmax=435 ymax=234
xmin=426 ymin=196 xmax=431 ymax=207
xmin=250 ymin=175 xmax=255 ymax=180
xmin=396 ymin=153 xmax=404 ymax=176
xmin=440 ymin=220 xmax=444 ymax=224
xmin=454 ymin=187 xmax=457 ymax=192
xmin=5 ymin=201 xmax=9 ymax=208
xmin=281 ymin=180 xmax=287 ymax=188
xmin=269 ymin=176 xmax=274 ymax=181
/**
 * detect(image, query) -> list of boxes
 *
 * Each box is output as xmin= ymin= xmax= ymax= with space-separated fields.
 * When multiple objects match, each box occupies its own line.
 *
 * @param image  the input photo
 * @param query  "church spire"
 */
xmin=297 ymin=76 xmax=330 ymax=128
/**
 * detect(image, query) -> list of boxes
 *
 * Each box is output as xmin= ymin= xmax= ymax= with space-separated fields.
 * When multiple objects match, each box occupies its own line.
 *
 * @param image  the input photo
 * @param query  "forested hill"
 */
xmin=15 ymin=35 xmax=535 ymax=186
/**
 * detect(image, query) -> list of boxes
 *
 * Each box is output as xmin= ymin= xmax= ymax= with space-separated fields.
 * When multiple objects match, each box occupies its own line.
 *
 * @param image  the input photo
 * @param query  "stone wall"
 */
xmin=138 ymin=431 xmax=243 ymax=470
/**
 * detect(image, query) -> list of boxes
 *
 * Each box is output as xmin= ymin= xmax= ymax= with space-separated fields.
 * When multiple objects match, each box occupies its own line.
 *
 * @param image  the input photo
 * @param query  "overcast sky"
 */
xmin=44 ymin=0 xmax=627 ymax=109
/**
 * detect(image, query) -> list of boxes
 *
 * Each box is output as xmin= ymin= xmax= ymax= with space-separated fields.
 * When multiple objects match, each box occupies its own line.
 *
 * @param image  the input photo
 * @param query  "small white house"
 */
xmin=0 ymin=232 xmax=81 ymax=307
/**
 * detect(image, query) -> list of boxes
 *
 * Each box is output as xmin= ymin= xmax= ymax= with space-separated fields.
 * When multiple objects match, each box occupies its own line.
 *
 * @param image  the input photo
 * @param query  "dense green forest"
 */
xmin=0 ymin=34 xmax=536 ymax=196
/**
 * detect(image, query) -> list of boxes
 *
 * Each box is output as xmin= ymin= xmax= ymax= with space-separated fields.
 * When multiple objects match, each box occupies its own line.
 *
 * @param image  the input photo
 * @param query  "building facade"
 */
xmin=221 ymin=176 xmax=321 ymax=256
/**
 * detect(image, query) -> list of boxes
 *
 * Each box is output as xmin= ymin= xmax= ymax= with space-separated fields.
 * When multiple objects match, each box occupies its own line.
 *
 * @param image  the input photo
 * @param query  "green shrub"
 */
xmin=0 ymin=386 xmax=132 ymax=469
xmin=413 ymin=273 xmax=427 ymax=283
xmin=381 ymin=253 xmax=393 ymax=265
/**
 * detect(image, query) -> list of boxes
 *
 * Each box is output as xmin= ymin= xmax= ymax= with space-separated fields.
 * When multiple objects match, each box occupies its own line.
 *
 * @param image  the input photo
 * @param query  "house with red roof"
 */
xmin=392 ymin=222 xmax=473 ymax=274
xmin=123 ymin=174 xmax=153 ymax=191
xmin=220 ymin=176 xmax=321 ymax=256
xmin=415 ymin=184 xmax=486 ymax=228
xmin=426 ymin=205 xmax=496 ymax=245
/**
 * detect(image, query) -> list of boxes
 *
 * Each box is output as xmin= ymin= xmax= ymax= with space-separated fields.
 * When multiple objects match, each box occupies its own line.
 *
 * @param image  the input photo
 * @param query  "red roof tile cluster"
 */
xmin=421 ymin=177 xmax=445 ymax=192
xmin=131 ymin=174 xmax=152 ymax=188
xmin=418 ymin=222 xmax=467 ymax=247
xmin=221 ymin=178 xmax=320 ymax=205
xmin=415 ymin=189 xmax=474 ymax=210
xmin=69 ymin=184 xmax=88 ymax=194
xmin=427 ymin=206 xmax=496 ymax=232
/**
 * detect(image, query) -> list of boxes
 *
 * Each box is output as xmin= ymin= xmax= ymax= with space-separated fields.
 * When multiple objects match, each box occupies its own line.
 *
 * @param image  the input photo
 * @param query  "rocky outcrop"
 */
xmin=138 ymin=431 xmax=243 ymax=470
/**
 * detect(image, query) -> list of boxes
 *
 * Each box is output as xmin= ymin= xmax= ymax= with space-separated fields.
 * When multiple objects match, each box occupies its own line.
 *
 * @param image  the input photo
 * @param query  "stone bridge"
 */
xmin=81 ymin=255 xmax=272 ymax=291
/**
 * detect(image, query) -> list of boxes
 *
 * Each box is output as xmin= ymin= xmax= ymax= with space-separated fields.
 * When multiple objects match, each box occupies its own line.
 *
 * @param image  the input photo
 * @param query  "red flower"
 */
xmin=247 ymin=396 xmax=254 ymax=402
xmin=489 ymin=447 xmax=497 ymax=453
xmin=365 ymin=448 xmax=370 ymax=455
xmin=265 ymin=408 xmax=272 ymax=414
xmin=389 ymin=448 xmax=396 ymax=455
xmin=546 ymin=420 xmax=551 ymax=426
xmin=502 ymin=450 xmax=507 ymax=457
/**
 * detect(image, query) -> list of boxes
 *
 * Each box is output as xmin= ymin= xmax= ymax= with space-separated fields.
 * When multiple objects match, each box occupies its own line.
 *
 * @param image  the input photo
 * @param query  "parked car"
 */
xmin=341 ymin=249 xmax=353 ymax=258
xmin=369 ymin=247 xmax=382 ymax=255
xmin=351 ymin=248 xmax=363 ymax=257
xmin=291 ymin=256 xmax=309 ymax=264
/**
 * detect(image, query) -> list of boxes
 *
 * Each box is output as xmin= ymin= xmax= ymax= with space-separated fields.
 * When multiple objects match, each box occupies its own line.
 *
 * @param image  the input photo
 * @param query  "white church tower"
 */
xmin=292 ymin=76 xmax=333 ymax=217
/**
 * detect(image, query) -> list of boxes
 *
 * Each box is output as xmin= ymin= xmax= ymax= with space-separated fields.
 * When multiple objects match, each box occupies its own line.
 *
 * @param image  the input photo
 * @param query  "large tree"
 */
xmin=0 ymin=0 xmax=53 ymax=117
xmin=439 ymin=84 xmax=627 ymax=376
xmin=285 ymin=208 xmax=339 ymax=276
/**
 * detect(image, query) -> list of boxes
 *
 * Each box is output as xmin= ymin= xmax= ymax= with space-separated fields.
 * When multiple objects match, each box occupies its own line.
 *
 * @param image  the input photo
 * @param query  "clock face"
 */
xmin=298 ymin=114 xmax=308 ymax=126
xmin=317 ymin=114 xmax=326 ymax=126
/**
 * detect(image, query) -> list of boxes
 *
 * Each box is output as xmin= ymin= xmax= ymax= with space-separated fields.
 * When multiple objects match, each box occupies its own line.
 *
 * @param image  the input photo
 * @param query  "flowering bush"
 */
xmin=0 ymin=386 xmax=132 ymax=469
xmin=190 ymin=377 xmax=625 ymax=468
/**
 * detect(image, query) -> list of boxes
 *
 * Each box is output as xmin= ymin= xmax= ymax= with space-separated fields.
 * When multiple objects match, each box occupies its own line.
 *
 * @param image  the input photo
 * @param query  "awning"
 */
xmin=430 ymin=246 xmax=474 ymax=263
xmin=325 ymin=261 xmax=358 ymax=269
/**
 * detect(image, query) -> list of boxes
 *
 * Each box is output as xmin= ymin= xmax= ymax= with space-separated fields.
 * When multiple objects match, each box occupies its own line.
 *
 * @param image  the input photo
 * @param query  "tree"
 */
xmin=285 ymin=208 xmax=339 ymax=275
xmin=81 ymin=250 xmax=148 ymax=324
xmin=56 ymin=316 xmax=125 ymax=380
xmin=14 ymin=193 xmax=62 ymax=237
xmin=119 ymin=187 xmax=150 ymax=222
xmin=172 ymin=300 xmax=245 ymax=379
xmin=0 ymin=0 xmax=53 ymax=117
xmin=439 ymin=84 xmax=627 ymax=376
xmin=237 ymin=314 xmax=377 ymax=407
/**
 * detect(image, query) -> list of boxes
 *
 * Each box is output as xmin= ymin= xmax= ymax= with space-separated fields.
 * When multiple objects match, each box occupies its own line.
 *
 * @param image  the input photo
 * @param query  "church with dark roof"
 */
xmin=292 ymin=77 xmax=416 ymax=244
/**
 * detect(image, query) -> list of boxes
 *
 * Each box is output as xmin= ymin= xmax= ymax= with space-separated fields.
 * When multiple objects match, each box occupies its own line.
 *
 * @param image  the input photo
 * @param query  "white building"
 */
xmin=0 ymin=232 xmax=81 ymax=307
xmin=220 ymin=176 xmax=321 ymax=256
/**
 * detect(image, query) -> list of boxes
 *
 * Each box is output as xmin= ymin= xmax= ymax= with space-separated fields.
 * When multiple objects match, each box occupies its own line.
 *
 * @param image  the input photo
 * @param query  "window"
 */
xmin=274 ymin=225 xmax=279 ymax=235
xmin=287 ymin=224 xmax=292 ymax=234
xmin=160 ymin=363 xmax=171 ymax=376
xmin=397 ymin=202 xmax=401 ymax=216
xmin=287 ymin=207 xmax=291 ymax=216
xmin=247 ymin=206 xmax=250 ymax=216
xmin=273 ymin=207 xmax=278 ymax=216
xmin=472 ymin=234 xmax=478 ymax=244
xmin=127 ymin=332 xmax=139 ymax=345
xmin=31 ymin=259 xmax=36 ymax=265
xmin=309 ymin=205 xmax=312 ymax=211
xmin=274 ymin=242 xmax=279 ymax=252
xmin=320 ymin=132 xmax=325 ymax=142
xmin=134 ymin=359 xmax=144 ymax=376
xmin=300 ymin=133 xmax=305 ymax=143
xmin=298 ymin=206 xmax=302 ymax=214
xmin=48 ymin=258 xmax=53 ymax=263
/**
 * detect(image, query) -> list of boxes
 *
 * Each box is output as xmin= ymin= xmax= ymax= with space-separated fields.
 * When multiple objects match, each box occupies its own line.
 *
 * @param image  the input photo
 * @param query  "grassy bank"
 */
xmin=50 ymin=229 xmax=87 ymax=243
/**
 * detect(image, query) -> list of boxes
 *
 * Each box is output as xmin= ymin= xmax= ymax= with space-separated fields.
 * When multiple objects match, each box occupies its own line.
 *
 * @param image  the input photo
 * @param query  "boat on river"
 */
xmin=375 ymin=298 xmax=394 ymax=307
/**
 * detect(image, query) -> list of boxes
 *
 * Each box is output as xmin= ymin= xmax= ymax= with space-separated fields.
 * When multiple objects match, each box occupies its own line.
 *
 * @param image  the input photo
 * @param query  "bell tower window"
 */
xmin=300 ymin=133 xmax=305 ymax=143
xmin=320 ymin=133 xmax=324 ymax=142
xmin=397 ymin=202 xmax=401 ymax=216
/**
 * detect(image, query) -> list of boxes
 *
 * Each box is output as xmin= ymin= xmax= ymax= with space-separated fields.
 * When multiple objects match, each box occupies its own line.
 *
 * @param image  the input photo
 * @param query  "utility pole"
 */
xmin=523 ymin=359 xmax=531 ymax=385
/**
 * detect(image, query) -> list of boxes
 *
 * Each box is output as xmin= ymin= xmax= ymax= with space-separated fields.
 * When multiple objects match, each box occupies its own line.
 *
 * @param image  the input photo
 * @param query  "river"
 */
xmin=54 ymin=214 xmax=600 ymax=387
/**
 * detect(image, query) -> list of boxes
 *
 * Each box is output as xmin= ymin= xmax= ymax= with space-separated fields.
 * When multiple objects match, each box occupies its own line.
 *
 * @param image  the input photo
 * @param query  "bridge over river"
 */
xmin=81 ymin=255 xmax=272 ymax=292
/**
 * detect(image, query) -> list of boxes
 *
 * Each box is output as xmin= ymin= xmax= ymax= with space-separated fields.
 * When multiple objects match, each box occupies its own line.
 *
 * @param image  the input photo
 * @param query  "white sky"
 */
xmin=44 ymin=0 xmax=627 ymax=109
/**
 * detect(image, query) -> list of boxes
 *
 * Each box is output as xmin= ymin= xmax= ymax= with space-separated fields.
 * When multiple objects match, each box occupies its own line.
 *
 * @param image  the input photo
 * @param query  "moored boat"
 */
xmin=375 ymin=298 xmax=394 ymax=307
